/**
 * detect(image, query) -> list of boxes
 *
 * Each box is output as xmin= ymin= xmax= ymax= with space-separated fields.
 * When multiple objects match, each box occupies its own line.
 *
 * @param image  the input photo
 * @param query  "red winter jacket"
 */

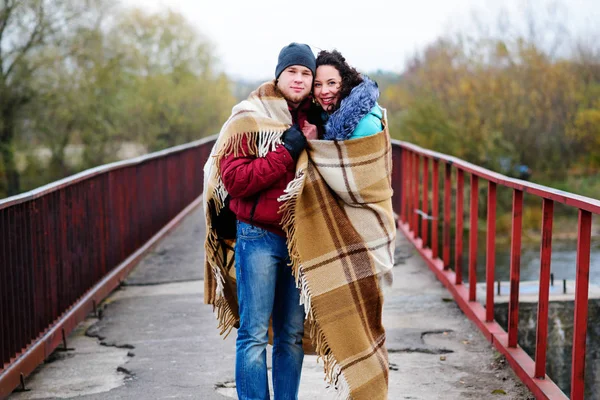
xmin=220 ymin=100 xmax=310 ymax=237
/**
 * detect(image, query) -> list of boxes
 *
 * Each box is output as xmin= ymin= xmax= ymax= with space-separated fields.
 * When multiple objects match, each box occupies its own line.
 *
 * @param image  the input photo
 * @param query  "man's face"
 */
xmin=276 ymin=65 xmax=313 ymax=107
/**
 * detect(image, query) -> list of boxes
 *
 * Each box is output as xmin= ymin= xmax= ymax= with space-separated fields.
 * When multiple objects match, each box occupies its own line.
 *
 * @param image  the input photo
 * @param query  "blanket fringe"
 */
xmin=205 ymin=199 xmax=237 ymax=337
xmin=213 ymin=131 xmax=284 ymax=176
xmin=278 ymin=168 xmax=305 ymax=284
xmin=278 ymin=165 xmax=352 ymax=399
xmin=309 ymin=316 xmax=351 ymax=399
xmin=298 ymin=271 xmax=312 ymax=318
xmin=216 ymin=132 xmax=258 ymax=159
xmin=258 ymin=131 xmax=284 ymax=157
xmin=213 ymin=181 xmax=228 ymax=214
xmin=214 ymin=296 xmax=236 ymax=338
xmin=206 ymin=229 xmax=226 ymax=298
xmin=334 ymin=369 xmax=351 ymax=400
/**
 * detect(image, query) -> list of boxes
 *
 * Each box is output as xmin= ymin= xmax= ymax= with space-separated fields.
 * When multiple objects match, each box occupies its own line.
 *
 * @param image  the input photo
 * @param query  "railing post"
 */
xmin=406 ymin=151 xmax=412 ymax=229
xmin=535 ymin=198 xmax=554 ymax=379
xmin=508 ymin=189 xmax=523 ymax=348
xmin=408 ymin=152 xmax=413 ymax=233
xmin=469 ymin=175 xmax=479 ymax=301
xmin=421 ymin=157 xmax=429 ymax=247
xmin=455 ymin=169 xmax=465 ymax=284
xmin=7 ymin=207 xmax=16 ymax=365
xmin=432 ymin=160 xmax=440 ymax=259
xmin=443 ymin=163 xmax=452 ymax=269
xmin=401 ymin=149 xmax=407 ymax=223
xmin=571 ymin=210 xmax=592 ymax=400
xmin=1 ymin=208 xmax=8 ymax=366
xmin=413 ymin=154 xmax=420 ymax=238
xmin=18 ymin=204 xmax=30 ymax=354
xmin=485 ymin=182 xmax=497 ymax=322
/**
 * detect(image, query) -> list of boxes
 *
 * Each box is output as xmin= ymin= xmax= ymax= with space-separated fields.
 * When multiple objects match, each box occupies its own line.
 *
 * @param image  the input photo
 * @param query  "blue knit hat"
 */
xmin=275 ymin=43 xmax=316 ymax=79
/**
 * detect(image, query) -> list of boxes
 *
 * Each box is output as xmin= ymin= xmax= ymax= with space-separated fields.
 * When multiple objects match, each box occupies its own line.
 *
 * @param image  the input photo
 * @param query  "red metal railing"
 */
xmin=0 ymin=136 xmax=216 ymax=398
xmin=390 ymin=140 xmax=599 ymax=400
xmin=1 ymin=136 xmax=596 ymax=399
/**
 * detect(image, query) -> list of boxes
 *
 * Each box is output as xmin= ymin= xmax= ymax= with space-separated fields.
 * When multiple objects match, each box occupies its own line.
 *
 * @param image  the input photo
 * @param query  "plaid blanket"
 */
xmin=280 ymin=126 xmax=395 ymax=399
xmin=204 ymin=81 xmax=395 ymax=399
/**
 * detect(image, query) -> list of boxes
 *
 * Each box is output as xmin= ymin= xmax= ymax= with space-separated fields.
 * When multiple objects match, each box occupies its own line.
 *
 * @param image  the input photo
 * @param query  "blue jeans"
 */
xmin=235 ymin=221 xmax=305 ymax=400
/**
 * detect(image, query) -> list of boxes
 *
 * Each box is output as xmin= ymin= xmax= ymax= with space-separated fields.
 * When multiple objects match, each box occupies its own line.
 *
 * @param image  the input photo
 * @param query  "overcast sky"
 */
xmin=120 ymin=0 xmax=599 ymax=81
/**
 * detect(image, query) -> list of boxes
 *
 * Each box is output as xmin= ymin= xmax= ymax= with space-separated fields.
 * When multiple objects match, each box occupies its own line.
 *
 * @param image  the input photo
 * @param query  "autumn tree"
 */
xmin=7 ymin=4 xmax=236 ymax=196
xmin=383 ymin=34 xmax=599 ymax=181
xmin=113 ymin=8 xmax=235 ymax=153
xmin=21 ymin=1 xmax=120 ymax=180
xmin=0 ymin=0 xmax=106 ymax=195
xmin=566 ymin=41 xmax=600 ymax=170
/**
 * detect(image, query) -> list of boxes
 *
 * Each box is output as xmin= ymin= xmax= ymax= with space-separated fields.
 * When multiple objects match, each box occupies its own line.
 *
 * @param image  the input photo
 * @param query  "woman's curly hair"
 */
xmin=315 ymin=50 xmax=363 ymax=112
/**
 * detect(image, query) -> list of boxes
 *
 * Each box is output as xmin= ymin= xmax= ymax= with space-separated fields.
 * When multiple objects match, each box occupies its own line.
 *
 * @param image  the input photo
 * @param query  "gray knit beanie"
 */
xmin=275 ymin=43 xmax=316 ymax=79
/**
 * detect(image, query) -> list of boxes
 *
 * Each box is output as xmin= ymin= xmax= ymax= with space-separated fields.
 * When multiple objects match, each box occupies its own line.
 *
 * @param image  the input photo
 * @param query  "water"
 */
xmin=466 ymin=236 xmax=600 ymax=397
xmin=469 ymin=238 xmax=600 ymax=285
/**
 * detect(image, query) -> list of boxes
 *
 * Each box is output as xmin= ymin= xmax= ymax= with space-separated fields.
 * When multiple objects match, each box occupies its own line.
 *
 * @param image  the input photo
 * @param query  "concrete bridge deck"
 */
xmin=9 ymin=207 xmax=533 ymax=400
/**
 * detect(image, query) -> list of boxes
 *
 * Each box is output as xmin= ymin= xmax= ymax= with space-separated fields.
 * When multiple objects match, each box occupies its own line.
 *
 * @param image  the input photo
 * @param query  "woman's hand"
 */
xmin=301 ymin=120 xmax=318 ymax=140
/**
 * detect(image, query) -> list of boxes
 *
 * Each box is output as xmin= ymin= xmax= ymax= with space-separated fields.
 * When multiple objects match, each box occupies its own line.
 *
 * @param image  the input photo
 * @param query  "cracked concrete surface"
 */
xmin=9 ymin=206 xmax=534 ymax=399
xmin=387 ymin=329 xmax=455 ymax=354
xmin=10 ymin=320 xmax=131 ymax=400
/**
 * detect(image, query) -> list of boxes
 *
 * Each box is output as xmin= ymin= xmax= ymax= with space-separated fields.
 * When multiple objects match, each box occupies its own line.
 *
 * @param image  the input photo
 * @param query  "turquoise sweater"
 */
xmin=350 ymin=104 xmax=383 ymax=139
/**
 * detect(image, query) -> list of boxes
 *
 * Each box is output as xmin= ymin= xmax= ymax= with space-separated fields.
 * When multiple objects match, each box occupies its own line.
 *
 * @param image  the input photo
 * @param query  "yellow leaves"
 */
xmin=381 ymin=86 xmax=409 ymax=111
xmin=568 ymin=108 xmax=600 ymax=143
xmin=458 ymin=79 xmax=472 ymax=96
xmin=382 ymin=33 xmax=600 ymax=174
xmin=495 ymin=41 xmax=510 ymax=59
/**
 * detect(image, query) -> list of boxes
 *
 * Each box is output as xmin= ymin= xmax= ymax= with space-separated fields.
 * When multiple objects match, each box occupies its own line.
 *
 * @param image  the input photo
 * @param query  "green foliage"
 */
xmin=1 ymin=2 xmax=236 ymax=198
xmin=0 ymin=0 xmax=112 ymax=196
xmin=544 ymin=174 xmax=600 ymax=202
xmin=87 ymin=8 xmax=235 ymax=160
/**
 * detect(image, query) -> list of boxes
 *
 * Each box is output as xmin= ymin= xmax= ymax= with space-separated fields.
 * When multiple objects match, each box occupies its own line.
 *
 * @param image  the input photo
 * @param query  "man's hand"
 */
xmin=282 ymin=125 xmax=307 ymax=161
xmin=301 ymin=120 xmax=318 ymax=140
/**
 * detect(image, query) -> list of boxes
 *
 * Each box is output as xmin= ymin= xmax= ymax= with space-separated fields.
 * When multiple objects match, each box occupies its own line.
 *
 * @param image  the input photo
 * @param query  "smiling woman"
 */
xmin=313 ymin=65 xmax=341 ymax=111
xmin=307 ymin=49 xmax=383 ymax=141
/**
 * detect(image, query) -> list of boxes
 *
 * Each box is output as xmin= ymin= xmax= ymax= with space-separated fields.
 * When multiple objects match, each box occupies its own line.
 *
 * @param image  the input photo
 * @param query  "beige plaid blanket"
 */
xmin=204 ymin=81 xmax=395 ymax=399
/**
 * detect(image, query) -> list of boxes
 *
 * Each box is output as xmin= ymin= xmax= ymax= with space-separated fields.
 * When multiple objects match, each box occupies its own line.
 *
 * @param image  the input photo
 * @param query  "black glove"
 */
xmin=282 ymin=125 xmax=307 ymax=161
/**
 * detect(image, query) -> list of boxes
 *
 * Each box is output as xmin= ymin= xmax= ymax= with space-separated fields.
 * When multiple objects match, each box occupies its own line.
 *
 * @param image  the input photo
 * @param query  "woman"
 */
xmin=289 ymin=49 xmax=394 ymax=400
xmin=305 ymin=49 xmax=383 ymax=140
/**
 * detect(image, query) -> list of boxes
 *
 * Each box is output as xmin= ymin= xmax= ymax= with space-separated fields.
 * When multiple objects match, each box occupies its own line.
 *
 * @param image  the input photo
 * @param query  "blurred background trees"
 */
xmin=1 ymin=0 xmax=235 ymax=196
xmin=0 ymin=0 xmax=598 ymax=201
xmin=380 ymin=3 xmax=600 ymax=197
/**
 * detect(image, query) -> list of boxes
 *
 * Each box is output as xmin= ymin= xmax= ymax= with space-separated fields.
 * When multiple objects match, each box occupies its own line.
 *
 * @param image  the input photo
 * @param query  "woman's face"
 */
xmin=314 ymin=65 xmax=342 ymax=112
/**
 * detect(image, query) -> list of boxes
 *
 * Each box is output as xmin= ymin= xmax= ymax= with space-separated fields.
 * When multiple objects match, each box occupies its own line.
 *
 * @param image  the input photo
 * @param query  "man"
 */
xmin=204 ymin=42 xmax=316 ymax=400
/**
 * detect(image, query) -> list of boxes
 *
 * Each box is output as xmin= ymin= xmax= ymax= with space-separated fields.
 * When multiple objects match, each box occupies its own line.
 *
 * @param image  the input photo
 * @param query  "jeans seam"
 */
xmin=238 ymin=232 xmax=266 ymax=240
xmin=238 ymin=222 xmax=267 ymax=240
